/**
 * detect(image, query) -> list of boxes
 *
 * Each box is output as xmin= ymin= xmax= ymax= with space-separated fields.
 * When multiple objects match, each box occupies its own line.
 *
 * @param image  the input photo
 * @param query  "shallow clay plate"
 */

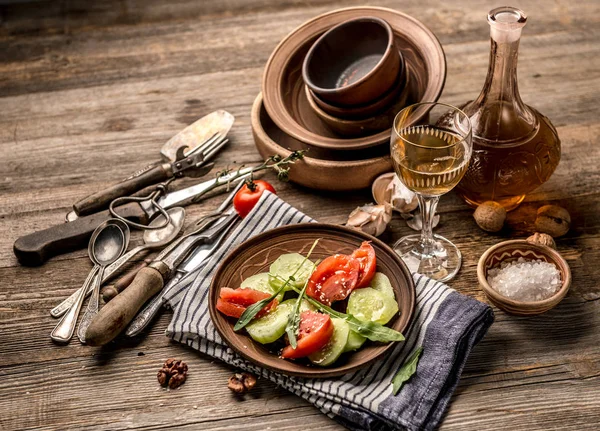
xmin=252 ymin=92 xmax=392 ymax=191
xmin=262 ymin=6 xmax=446 ymax=151
xmin=209 ymin=223 xmax=415 ymax=378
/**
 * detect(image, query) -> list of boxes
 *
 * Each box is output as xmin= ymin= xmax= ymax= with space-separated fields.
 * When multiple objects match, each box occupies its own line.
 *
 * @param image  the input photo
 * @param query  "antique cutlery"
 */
xmin=49 ymin=207 xmax=186 ymax=318
xmin=84 ymin=211 xmax=238 ymax=345
xmin=13 ymin=167 xmax=253 ymax=266
xmin=72 ymin=110 xmax=234 ymax=217
xmin=50 ymin=220 xmax=128 ymax=343
xmin=77 ymin=220 xmax=130 ymax=343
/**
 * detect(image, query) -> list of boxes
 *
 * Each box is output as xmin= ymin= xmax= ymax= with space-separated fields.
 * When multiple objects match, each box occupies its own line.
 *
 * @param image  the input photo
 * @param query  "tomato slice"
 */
xmin=216 ymin=298 xmax=247 ymax=319
xmin=281 ymin=311 xmax=334 ymax=359
xmin=351 ymin=241 xmax=377 ymax=289
xmin=216 ymin=287 xmax=277 ymax=319
xmin=306 ymin=254 xmax=360 ymax=305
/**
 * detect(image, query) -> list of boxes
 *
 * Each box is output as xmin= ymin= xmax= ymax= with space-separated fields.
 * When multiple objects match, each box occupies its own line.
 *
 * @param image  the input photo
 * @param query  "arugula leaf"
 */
xmin=279 ymin=282 xmax=405 ymax=343
xmin=285 ymin=258 xmax=320 ymax=348
xmin=233 ymin=284 xmax=286 ymax=331
xmin=233 ymin=239 xmax=319 ymax=332
xmin=392 ymin=347 xmax=423 ymax=395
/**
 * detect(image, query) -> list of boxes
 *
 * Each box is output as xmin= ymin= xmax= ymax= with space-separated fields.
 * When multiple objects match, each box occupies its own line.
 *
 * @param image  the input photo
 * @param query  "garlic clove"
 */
xmin=346 ymin=203 xmax=392 ymax=237
xmin=372 ymin=172 xmax=418 ymax=213
xmin=347 ymin=207 xmax=372 ymax=227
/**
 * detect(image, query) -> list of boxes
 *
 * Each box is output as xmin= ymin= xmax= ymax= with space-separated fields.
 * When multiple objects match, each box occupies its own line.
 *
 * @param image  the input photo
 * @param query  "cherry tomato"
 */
xmin=306 ymin=254 xmax=360 ymax=305
xmin=233 ymin=180 xmax=276 ymax=218
xmin=216 ymin=287 xmax=278 ymax=319
xmin=351 ymin=241 xmax=377 ymax=289
xmin=281 ymin=311 xmax=334 ymax=359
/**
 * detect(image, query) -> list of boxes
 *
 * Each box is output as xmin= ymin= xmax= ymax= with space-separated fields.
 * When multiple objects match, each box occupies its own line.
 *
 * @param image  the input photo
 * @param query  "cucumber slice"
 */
xmin=347 ymin=287 xmax=399 ymax=325
xmin=370 ymin=272 xmax=395 ymax=299
xmin=281 ymin=298 xmax=315 ymax=313
xmin=241 ymin=273 xmax=284 ymax=303
xmin=343 ymin=330 xmax=366 ymax=352
xmin=269 ymin=253 xmax=315 ymax=291
xmin=308 ymin=318 xmax=350 ymax=366
xmin=245 ymin=302 xmax=292 ymax=344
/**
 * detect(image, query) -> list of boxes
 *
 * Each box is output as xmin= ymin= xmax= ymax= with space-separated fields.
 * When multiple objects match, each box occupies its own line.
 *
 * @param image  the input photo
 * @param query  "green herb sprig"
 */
xmin=233 ymin=239 xmax=318 ymax=332
xmin=392 ymin=347 xmax=423 ymax=395
xmin=193 ymin=151 xmax=306 ymax=203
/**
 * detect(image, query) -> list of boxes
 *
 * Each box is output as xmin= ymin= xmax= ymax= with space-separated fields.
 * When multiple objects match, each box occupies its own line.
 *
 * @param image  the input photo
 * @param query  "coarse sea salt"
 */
xmin=487 ymin=257 xmax=562 ymax=302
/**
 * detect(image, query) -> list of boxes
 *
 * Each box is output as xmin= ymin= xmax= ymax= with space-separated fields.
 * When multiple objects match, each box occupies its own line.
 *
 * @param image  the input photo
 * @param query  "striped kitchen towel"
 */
xmin=166 ymin=191 xmax=494 ymax=431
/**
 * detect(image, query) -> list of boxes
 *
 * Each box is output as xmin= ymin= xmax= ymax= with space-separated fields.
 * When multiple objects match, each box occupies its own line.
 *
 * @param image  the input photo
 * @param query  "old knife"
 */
xmin=13 ymin=167 xmax=252 ymax=266
xmin=72 ymin=110 xmax=235 ymax=216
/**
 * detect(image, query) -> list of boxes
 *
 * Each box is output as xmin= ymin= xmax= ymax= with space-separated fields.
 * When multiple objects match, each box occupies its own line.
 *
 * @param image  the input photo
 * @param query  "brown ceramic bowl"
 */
xmin=477 ymin=240 xmax=572 ymax=316
xmin=262 ymin=6 xmax=446 ymax=151
xmin=303 ymin=17 xmax=401 ymax=106
xmin=309 ymin=58 xmax=406 ymax=120
xmin=252 ymin=93 xmax=392 ymax=191
xmin=305 ymin=73 xmax=410 ymax=137
xmin=208 ymin=223 xmax=416 ymax=378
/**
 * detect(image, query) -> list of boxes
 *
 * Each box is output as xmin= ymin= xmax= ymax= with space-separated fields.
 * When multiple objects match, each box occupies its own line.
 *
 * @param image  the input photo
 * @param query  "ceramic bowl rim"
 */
xmin=477 ymin=239 xmax=572 ymax=308
xmin=302 ymin=16 xmax=397 ymax=97
xmin=252 ymin=92 xmax=390 ymax=166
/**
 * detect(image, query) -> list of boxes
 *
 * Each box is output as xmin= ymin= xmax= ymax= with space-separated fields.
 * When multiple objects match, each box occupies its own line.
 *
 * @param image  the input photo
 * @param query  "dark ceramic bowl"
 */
xmin=303 ymin=16 xmax=401 ymax=106
xmin=209 ymin=223 xmax=415 ymax=378
xmin=308 ymin=56 xmax=406 ymax=120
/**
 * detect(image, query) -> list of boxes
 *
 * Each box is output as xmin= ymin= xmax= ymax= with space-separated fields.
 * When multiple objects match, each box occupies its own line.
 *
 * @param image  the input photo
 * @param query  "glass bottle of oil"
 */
xmin=454 ymin=6 xmax=561 ymax=211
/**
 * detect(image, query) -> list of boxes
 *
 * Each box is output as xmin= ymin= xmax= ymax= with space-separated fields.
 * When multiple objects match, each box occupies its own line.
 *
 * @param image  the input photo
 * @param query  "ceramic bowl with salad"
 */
xmin=209 ymin=223 xmax=415 ymax=378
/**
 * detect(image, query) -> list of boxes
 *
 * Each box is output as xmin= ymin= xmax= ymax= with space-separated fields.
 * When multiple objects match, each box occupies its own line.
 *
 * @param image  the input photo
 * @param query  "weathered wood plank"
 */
xmin=1 ymin=0 xmax=600 ymax=430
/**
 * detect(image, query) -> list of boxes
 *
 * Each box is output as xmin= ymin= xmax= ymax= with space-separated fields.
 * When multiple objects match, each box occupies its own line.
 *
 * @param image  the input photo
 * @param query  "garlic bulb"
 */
xmin=387 ymin=175 xmax=418 ymax=213
xmin=372 ymin=173 xmax=418 ymax=213
xmin=347 ymin=203 xmax=392 ymax=237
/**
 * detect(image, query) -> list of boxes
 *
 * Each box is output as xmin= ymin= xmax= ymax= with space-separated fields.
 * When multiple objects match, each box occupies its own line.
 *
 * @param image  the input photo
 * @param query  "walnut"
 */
xmin=157 ymin=370 xmax=169 ymax=386
xmin=527 ymin=232 xmax=556 ymax=249
xmin=157 ymin=358 xmax=188 ymax=389
xmin=228 ymin=372 xmax=257 ymax=394
xmin=473 ymin=201 xmax=506 ymax=232
xmin=535 ymin=205 xmax=570 ymax=237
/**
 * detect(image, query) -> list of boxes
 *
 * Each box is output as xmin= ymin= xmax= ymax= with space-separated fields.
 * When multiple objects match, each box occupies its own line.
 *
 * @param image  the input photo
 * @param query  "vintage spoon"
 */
xmin=50 ymin=220 xmax=128 ymax=343
xmin=50 ymin=208 xmax=186 ymax=318
xmin=77 ymin=220 xmax=130 ymax=344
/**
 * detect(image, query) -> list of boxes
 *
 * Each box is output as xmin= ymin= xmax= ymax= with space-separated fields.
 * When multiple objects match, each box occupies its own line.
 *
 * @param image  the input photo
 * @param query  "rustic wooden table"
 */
xmin=1 ymin=1 xmax=599 ymax=430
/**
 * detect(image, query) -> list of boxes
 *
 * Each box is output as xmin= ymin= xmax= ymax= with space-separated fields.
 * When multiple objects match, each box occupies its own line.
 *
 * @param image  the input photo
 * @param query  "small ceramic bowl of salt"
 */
xmin=477 ymin=240 xmax=571 ymax=315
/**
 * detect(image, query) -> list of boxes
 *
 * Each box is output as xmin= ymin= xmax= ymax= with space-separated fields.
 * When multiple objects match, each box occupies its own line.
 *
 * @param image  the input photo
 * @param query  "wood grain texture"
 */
xmin=0 ymin=0 xmax=599 ymax=430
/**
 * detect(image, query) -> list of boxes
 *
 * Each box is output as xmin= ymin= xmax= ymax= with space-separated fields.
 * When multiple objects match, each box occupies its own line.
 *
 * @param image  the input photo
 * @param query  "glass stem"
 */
xmin=417 ymin=194 xmax=440 ymax=254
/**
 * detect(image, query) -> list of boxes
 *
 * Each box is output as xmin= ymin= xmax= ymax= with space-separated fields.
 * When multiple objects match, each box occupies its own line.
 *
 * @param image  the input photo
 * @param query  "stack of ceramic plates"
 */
xmin=252 ymin=7 xmax=446 ymax=191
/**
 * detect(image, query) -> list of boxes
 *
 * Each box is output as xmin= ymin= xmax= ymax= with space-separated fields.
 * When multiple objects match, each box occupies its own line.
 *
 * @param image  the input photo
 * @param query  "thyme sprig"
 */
xmin=192 ymin=150 xmax=306 ymax=203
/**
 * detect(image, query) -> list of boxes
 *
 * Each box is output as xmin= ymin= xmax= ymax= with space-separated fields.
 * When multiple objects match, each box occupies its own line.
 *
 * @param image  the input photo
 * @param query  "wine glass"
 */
xmin=390 ymin=102 xmax=472 ymax=282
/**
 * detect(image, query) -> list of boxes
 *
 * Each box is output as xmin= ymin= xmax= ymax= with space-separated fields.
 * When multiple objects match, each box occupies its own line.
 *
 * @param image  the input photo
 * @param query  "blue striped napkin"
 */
xmin=166 ymin=192 xmax=494 ymax=431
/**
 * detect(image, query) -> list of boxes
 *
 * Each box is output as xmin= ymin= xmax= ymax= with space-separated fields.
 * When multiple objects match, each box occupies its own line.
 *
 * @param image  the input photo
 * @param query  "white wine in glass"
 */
xmin=391 ymin=103 xmax=472 ymax=281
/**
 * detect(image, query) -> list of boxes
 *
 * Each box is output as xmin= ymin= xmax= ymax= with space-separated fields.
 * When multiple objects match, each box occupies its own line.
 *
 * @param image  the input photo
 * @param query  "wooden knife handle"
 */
xmin=85 ymin=266 xmax=164 ymax=346
xmin=13 ymin=202 xmax=148 ymax=266
xmin=101 ymin=257 xmax=152 ymax=302
xmin=73 ymin=164 xmax=170 ymax=216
